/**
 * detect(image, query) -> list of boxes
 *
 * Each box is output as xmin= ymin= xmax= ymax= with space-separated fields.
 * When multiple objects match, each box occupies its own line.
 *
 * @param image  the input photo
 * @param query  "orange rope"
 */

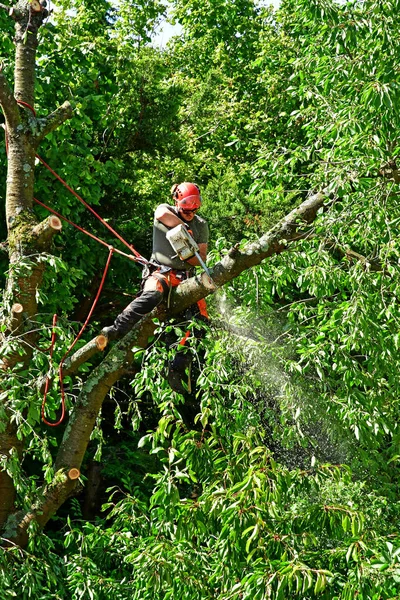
xmin=3 ymin=100 xmax=150 ymax=426
xmin=41 ymin=247 xmax=114 ymax=427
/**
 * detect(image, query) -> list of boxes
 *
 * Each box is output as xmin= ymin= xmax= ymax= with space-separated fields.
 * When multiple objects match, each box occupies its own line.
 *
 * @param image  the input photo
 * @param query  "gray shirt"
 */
xmin=151 ymin=204 xmax=209 ymax=270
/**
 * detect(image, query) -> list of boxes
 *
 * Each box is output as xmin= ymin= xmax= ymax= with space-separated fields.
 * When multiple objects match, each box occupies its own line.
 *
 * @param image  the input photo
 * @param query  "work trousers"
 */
xmin=112 ymin=275 xmax=166 ymax=335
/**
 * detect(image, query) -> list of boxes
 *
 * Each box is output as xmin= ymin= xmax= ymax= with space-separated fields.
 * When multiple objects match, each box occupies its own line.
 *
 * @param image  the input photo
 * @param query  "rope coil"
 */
xmin=41 ymin=247 xmax=114 ymax=427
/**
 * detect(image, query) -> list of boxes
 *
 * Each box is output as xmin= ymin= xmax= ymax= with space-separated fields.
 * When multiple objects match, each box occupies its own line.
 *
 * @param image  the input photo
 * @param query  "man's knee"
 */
xmin=143 ymin=275 xmax=168 ymax=294
xmin=137 ymin=289 xmax=164 ymax=311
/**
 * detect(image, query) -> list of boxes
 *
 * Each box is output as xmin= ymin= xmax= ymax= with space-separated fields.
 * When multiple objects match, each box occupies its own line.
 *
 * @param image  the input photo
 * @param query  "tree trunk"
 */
xmin=0 ymin=1 xmax=72 ymax=536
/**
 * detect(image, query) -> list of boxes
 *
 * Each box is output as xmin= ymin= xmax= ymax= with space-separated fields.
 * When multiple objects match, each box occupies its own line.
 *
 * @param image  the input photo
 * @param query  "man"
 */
xmin=102 ymin=182 xmax=209 ymax=341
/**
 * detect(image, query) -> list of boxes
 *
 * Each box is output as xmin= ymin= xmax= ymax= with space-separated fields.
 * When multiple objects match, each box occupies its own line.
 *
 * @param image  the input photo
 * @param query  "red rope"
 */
xmin=4 ymin=100 xmax=149 ymax=426
xmin=35 ymin=154 xmax=144 ymax=261
xmin=9 ymin=100 xmax=147 ymax=264
xmin=33 ymin=197 xmax=140 ymax=263
xmin=41 ymin=246 xmax=114 ymax=427
xmin=16 ymin=100 xmax=37 ymax=116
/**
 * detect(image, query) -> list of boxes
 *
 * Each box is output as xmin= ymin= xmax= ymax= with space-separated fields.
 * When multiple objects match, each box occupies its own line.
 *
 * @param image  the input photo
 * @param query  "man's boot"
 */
xmin=100 ymin=325 xmax=121 ymax=341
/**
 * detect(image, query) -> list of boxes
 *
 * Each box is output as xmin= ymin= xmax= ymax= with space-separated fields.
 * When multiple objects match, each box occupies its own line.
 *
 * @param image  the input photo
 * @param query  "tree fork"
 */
xmin=2 ymin=192 xmax=327 ymax=546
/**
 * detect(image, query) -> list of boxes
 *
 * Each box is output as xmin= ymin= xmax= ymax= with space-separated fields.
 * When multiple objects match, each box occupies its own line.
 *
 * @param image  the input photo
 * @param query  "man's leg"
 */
xmin=102 ymin=276 xmax=167 ymax=340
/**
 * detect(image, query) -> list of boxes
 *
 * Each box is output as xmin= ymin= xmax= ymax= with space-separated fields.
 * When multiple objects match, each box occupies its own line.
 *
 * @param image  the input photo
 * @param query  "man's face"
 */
xmin=178 ymin=207 xmax=198 ymax=222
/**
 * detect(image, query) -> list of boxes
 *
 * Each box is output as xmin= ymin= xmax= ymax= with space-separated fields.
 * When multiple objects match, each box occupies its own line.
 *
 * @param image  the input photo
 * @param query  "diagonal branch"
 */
xmin=34 ymin=101 xmax=73 ymax=144
xmin=0 ymin=71 xmax=20 ymax=129
xmin=64 ymin=193 xmax=325 ymax=373
xmin=3 ymin=192 xmax=327 ymax=546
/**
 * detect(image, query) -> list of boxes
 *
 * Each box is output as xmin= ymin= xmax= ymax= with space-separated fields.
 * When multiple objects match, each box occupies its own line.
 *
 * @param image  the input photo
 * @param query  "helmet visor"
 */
xmin=177 ymin=195 xmax=202 ymax=211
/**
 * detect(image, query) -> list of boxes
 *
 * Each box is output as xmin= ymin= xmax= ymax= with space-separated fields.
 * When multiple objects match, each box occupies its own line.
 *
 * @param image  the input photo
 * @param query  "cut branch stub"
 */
xmin=96 ymin=335 xmax=108 ymax=351
xmin=49 ymin=216 xmax=62 ymax=231
xmin=12 ymin=303 xmax=23 ymax=315
xmin=7 ymin=302 xmax=24 ymax=334
xmin=32 ymin=215 xmax=62 ymax=249
xmin=68 ymin=468 xmax=80 ymax=481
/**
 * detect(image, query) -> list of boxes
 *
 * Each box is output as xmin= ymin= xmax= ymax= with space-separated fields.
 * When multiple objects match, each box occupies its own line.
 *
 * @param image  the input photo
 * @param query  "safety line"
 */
xmin=33 ymin=197 xmax=140 ymax=263
xmin=12 ymin=99 xmax=147 ymax=264
xmin=41 ymin=246 xmax=114 ymax=427
xmin=35 ymin=154 xmax=146 ymax=261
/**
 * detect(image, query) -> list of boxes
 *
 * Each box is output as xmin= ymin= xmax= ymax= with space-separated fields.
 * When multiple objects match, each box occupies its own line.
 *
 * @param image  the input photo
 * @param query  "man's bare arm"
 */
xmin=154 ymin=207 xmax=208 ymax=267
xmin=155 ymin=205 xmax=186 ymax=229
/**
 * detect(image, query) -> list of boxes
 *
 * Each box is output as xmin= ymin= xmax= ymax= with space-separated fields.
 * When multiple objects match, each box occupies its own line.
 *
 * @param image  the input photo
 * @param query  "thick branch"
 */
xmin=4 ymin=192 xmax=326 ymax=544
xmin=171 ymin=192 xmax=326 ymax=309
xmin=62 ymin=336 xmax=107 ymax=377
xmin=35 ymin=101 xmax=73 ymax=144
xmin=2 ymin=470 xmax=77 ymax=547
xmin=0 ymin=72 xmax=20 ymax=129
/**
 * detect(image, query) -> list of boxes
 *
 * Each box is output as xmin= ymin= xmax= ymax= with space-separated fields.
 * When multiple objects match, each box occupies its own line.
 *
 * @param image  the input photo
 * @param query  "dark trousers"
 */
xmin=112 ymin=276 xmax=166 ymax=335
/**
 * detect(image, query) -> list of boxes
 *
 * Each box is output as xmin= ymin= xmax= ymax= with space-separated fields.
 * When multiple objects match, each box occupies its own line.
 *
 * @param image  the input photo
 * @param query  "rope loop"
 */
xmin=41 ymin=247 xmax=114 ymax=426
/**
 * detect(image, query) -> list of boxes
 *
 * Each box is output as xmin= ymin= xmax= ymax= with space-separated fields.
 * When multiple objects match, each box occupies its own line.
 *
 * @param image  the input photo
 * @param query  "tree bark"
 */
xmin=0 ymin=1 xmax=71 ymax=538
xmin=2 ymin=191 xmax=326 ymax=545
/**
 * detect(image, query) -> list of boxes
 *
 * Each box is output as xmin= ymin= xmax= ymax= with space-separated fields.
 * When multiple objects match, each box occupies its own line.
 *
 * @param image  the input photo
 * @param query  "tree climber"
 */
xmin=101 ymin=182 xmax=209 ymax=342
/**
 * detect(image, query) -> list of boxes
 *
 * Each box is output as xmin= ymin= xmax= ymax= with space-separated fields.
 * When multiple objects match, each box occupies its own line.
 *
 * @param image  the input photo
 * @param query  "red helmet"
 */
xmin=171 ymin=182 xmax=201 ymax=211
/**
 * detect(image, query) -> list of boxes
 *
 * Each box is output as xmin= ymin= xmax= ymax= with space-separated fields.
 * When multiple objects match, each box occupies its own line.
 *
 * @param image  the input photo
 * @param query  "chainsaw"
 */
xmin=166 ymin=224 xmax=215 ymax=286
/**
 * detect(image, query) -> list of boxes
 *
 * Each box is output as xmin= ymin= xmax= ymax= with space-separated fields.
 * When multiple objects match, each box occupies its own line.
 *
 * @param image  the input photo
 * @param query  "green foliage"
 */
xmin=3 ymin=0 xmax=400 ymax=598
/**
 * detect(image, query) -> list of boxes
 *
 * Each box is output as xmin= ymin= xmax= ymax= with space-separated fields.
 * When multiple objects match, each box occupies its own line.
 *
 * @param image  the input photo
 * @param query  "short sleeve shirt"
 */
xmin=151 ymin=204 xmax=209 ymax=270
